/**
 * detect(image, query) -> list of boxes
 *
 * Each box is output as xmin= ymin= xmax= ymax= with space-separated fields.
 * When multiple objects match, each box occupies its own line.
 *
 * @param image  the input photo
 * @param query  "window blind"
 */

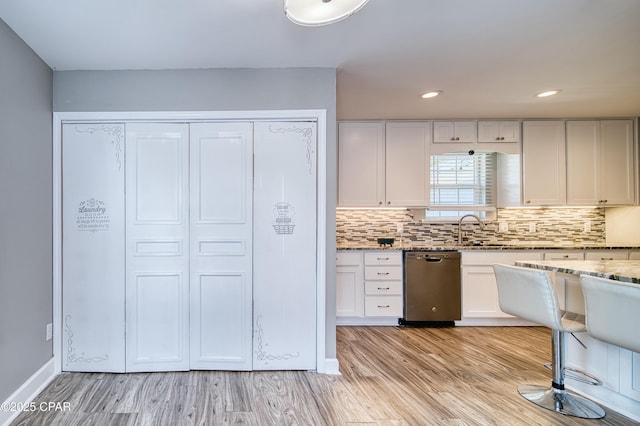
xmin=429 ymin=152 xmax=497 ymax=210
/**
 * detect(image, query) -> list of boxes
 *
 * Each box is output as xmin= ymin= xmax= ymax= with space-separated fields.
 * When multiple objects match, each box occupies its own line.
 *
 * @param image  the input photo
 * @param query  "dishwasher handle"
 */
xmin=424 ymin=257 xmax=443 ymax=263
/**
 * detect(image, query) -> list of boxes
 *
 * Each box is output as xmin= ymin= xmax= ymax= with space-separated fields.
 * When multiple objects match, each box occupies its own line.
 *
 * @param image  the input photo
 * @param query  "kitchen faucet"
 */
xmin=457 ymin=214 xmax=485 ymax=245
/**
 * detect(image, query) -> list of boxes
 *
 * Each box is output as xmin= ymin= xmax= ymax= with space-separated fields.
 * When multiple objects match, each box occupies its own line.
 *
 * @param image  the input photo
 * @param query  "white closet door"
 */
xmin=125 ymin=123 xmax=190 ymax=372
xmin=189 ymin=123 xmax=253 ymax=370
xmin=253 ymin=122 xmax=317 ymax=370
xmin=62 ymin=124 xmax=126 ymax=372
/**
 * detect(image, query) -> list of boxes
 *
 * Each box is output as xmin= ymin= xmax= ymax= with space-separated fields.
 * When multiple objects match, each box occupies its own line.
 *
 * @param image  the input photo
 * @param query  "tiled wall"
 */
xmin=336 ymin=208 xmax=606 ymax=246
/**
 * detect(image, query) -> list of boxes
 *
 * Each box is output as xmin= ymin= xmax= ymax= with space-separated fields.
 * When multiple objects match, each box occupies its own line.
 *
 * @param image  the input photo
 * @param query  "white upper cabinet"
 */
xmin=338 ymin=122 xmax=385 ymax=207
xmin=338 ymin=121 xmax=430 ymax=207
xmin=385 ymin=122 xmax=430 ymax=207
xmin=522 ymin=121 xmax=566 ymax=206
xmin=433 ymin=121 xmax=477 ymax=143
xmin=478 ymin=121 xmax=520 ymax=143
xmin=567 ymin=120 xmax=635 ymax=206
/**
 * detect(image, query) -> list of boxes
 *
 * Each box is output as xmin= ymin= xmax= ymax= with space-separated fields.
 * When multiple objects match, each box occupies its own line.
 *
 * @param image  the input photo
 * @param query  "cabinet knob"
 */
xmin=450 ymin=137 xmax=455 ymax=141
xmin=526 ymin=200 xmax=531 ymax=204
xmin=495 ymin=137 xmax=500 ymax=141
xmin=379 ymin=201 xmax=383 ymax=205
xmin=387 ymin=201 xmax=391 ymax=205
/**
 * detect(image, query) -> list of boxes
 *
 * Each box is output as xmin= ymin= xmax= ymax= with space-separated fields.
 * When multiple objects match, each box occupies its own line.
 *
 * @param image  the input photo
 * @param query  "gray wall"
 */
xmin=54 ymin=68 xmax=339 ymax=360
xmin=0 ymin=19 xmax=53 ymax=402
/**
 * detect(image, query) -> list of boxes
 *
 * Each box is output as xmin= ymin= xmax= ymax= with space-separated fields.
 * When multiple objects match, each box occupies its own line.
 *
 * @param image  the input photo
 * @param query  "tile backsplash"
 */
xmin=336 ymin=208 xmax=606 ymax=246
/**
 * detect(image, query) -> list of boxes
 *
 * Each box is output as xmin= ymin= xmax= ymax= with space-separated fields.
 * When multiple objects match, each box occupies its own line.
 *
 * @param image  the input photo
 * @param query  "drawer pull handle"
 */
xmin=376 ymin=257 xmax=390 ymax=261
xmin=601 ymin=257 xmax=613 ymax=261
xmin=377 ymin=272 xmax=390 ymax=275
xmin=377 ymin=287 xmax=390 ymax=290
xmin=378 ymin=305 xmax=390 ymax=308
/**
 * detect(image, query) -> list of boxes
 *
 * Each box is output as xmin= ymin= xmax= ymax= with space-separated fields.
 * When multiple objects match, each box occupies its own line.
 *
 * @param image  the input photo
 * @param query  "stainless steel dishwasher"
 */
xmin=401 ymin=251 xmax=461 ymax=324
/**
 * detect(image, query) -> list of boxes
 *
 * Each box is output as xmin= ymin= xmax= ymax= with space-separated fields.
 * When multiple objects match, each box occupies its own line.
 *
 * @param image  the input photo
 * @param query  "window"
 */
xmin=426 ymin=152 xmax=497 ymax=220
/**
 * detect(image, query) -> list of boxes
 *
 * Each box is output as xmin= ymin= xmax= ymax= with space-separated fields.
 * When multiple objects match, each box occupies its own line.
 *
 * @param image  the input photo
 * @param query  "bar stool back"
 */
xmin=493 ymin=264 xmax=605 ymax=419
xmin=580 ymin=275 xmax=640 ymax=354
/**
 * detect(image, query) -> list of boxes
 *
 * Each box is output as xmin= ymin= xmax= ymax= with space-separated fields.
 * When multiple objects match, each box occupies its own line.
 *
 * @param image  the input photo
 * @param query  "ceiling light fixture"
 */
xmin=421 ymin=90 xmax=443 ymax=99
xmin=536 ymin=89 xmax=561 ymax=98
xmin=284 ymin=0 xmax=370 ymax=26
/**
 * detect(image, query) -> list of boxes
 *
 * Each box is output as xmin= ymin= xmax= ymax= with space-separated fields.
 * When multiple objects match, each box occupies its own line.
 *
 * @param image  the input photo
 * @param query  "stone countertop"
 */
xmin=336 ymin=242 xmax=640 ymax=251
xmin=514 ymin=260 xmax=640 ymax=284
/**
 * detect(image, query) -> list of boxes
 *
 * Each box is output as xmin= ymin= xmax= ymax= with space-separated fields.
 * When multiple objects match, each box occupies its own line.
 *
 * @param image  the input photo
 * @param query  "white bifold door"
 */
xmin=62 ymin=120 xmax=316 ymax=372
xmin=62 ymin=123 xmax=126 ymax=372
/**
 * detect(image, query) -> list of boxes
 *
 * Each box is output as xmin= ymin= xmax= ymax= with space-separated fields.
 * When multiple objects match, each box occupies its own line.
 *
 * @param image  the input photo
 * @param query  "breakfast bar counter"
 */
xmin=513 ymin=259 xmax=640 ymax=284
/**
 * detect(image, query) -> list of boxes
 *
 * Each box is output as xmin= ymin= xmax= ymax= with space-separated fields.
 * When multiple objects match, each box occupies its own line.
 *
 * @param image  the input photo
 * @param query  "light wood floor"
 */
xmin=11 ymin=326 xmax=639 ymax=425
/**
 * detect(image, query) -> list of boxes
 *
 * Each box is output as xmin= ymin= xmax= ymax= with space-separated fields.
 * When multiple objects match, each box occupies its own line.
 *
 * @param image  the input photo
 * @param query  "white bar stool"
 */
xmin=493 ymin=264 xmax=605 ymax=419
xmin=579 ymin=275 xmax=640 ymax=354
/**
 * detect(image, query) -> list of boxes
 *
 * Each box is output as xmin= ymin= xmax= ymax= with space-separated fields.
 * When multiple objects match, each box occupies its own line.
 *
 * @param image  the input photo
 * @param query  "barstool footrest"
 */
xmin=517 ymin=384 xmax=605 ymax=419
xmin=543 ymin=363 xmax=602 ymax=386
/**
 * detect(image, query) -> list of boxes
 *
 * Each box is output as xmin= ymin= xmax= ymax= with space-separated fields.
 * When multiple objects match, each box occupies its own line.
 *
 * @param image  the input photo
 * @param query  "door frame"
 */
xmin=52 ymin=109 xmax=330 ymax=373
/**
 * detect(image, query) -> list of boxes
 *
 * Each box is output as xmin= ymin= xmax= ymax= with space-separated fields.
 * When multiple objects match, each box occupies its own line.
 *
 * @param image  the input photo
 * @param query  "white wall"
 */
xmin=53 ymin=67 xmax=339 ymax=359
xmin=606 ymin=206 xmax=640 ymax=245
xmin=0 ymin=18 xmax=53 ymax=402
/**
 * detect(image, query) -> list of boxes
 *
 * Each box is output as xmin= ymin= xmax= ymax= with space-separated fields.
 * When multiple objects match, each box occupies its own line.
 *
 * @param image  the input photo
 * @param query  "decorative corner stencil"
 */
xmin=76 ymin=198 xmax=110 ymax=233
xmin=268 ymin=125 xmax=315 ymax=175
xmin=74 ymin=124 xmax=123 ymax=171
xmin=64 ymin=315 xmax=109 ymax=363
xmin=272 ymin=202 xmax=296 ymax=235
xmin=254 ymin=315 xmax=300 ymax=363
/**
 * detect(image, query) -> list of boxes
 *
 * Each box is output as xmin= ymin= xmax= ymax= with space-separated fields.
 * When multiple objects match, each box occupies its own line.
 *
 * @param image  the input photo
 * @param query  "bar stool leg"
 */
xmin=517 ymin=330 xmax=605 ymax=419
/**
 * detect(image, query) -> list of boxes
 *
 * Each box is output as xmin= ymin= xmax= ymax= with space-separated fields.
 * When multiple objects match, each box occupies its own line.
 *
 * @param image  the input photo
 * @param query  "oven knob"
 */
xmin=432 ymin=307 xmax=437 ymax=312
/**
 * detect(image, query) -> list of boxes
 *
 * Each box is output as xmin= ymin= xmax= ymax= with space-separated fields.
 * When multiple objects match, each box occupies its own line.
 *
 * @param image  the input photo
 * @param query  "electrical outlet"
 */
xmin=584 ymin=221 xmax=591 ymax=232
xmin=498 ymin=222 xmax=508 ymax=233
xmin=46 ymin=323 xmax=53 ymax=341
xmin=529 ymin=223 xmax=536 ymax=233
xmin=396 ymin=222 xmax=404 ymax=234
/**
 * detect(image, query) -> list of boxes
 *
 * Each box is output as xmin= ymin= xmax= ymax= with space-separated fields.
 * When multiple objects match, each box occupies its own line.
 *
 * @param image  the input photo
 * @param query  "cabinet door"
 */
xmin=337 ymin=266 xmax=364 ymax=317
xmin=478 ymin=121 xmax=520 ymax=143
xmin=62 ymin=123 xmax=126 ymax=372
xmin=385 ymin=122 xmax=430 ymax=206
xmin=462 ymin=266 xmax=512 ymax=318
xmin=125 ymin=123 xmax=190 ymax=372
xmin=434 ymin=121 xmax=476 ymax=143
xmin=189 ymin=123 xmax=253 ymax=371
xmin=600 ymin=120 xmax=635 ymax=205
xmin=338 ymin=122 xmax=385 ymax=206
xmin=253 ymin=122 xmax=316 ymax=370
xmin=567 ymin=121 xmax=600 ymax=205
xmin=522 ymin=121 xmax=566 ymax=205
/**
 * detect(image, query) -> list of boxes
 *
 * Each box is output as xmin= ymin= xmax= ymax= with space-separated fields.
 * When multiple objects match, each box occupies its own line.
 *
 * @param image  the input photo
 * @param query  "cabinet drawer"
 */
xmin=365 ymin=281 xmax=403 ymax=295
xmin=584 ymin=250 xmax=628 ymax=261
xmin=364 ymin=296 xmax=403 ymax=317
xmin=364 ymin=251 xmax=402 ymax=266
xmin=364 ymin=265 xmax=403 ymax=281
xmin=461 ymin=250 xmax=542 ymax=266
xmin=543 ymin=251 xmax=584 ymax=260
xmin=336 ymin=251 xmax=363 ymax=266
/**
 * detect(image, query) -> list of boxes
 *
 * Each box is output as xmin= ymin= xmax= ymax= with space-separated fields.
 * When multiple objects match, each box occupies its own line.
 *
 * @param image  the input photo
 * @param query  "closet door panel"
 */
xmin=126 ymin=123 xmax=190 ymax=372
xmin=62 ymin=123 xmax=125 ymax=372
xmin=190 ymin=123 xmax=253 ymax=370
xmin=253 ymin=122 xmax=317 ymax=370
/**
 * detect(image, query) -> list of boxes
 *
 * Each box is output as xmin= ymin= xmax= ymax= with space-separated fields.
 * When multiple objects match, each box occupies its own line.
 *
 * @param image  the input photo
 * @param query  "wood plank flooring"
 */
xmin=11 ymin=326 xmax=639 ymax=425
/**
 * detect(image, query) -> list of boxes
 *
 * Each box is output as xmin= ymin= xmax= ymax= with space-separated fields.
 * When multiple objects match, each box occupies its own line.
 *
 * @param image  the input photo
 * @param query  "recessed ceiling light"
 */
xmin=421 ymin=90 xmax=442 ymax=99
xmin=536 ymin=89 xmax=561 ymax=98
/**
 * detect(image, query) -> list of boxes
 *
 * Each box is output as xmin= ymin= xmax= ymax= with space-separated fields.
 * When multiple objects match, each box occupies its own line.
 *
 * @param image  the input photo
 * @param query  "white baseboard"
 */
xmin=1 ymin=358 xmax=57 ymax=426
xmin=321 ymin=358 xmax=341 ymax=375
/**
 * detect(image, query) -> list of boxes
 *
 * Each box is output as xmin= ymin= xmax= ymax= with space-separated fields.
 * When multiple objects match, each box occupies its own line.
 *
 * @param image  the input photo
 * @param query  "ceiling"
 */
xmin=1 ymin=0 xmax=639 ymax=120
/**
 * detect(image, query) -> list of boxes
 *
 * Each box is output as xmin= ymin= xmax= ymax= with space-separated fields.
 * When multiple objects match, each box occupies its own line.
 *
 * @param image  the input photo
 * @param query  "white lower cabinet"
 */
xmin=460 ymin=251 xmax=544 ymax=323
xmin=337 ymin=250 xmax=403 ymax=324
xmin=336 ymin=252 xmax=364 ymax=317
